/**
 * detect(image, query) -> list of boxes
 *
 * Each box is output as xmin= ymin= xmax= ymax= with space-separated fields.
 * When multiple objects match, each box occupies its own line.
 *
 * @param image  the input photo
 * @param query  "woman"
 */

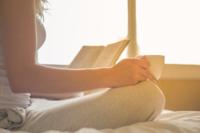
xmin=1 ymin=0 xmax=165 ymax=132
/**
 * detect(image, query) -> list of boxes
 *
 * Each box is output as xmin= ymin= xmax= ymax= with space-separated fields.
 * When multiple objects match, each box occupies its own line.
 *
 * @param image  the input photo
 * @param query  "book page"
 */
xmin=92 ymin=39 xmax=129 ymax=67
xmin=68 ymin=46 xmax=104 ymax=68
xmin=69 ymin=39 xmax=129 ymax=68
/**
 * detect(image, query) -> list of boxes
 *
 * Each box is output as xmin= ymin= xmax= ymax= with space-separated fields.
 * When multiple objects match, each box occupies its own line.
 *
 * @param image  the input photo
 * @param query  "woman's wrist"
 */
xmin=99 ymin=66 xmax=120 ymax=88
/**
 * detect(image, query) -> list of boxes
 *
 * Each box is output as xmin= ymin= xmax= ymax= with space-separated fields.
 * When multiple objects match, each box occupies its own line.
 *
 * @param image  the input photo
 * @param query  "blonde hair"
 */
xmin=35 ymin=0 xmax=48 ymax=18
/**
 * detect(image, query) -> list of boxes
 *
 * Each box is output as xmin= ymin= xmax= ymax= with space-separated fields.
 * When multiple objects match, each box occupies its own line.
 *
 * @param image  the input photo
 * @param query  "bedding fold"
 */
xmin=0 ymin=92 xmax=31 ymax=130
xmin=0 ymin=108 xmax=26 ymax=130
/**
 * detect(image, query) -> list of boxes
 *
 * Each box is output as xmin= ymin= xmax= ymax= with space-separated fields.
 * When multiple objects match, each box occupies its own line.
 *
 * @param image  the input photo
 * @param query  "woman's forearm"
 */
xmin=10 ymin=63 xmax=116 ymax=94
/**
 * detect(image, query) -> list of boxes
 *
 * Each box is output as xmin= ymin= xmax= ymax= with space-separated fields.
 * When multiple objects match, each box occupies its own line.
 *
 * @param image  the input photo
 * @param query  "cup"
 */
xmin=145 ymin=55 xmax=165 ymax=80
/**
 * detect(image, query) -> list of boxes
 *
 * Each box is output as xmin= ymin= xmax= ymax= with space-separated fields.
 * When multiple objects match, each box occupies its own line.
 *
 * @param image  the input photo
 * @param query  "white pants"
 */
xmin=20 ymin=81 xmax=165 ymax=133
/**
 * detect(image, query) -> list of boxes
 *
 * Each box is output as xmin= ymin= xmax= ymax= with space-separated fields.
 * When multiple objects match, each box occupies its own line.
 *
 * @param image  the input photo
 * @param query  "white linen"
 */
xmin=0 ymin=110 xmax=199 ymax=133
xmin=0 ymin=108 xmax=26 ymax=130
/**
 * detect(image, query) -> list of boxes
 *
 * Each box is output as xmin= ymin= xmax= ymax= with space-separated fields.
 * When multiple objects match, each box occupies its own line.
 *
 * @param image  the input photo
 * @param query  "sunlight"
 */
xmin=38 ymin=0 xmax=128 ymax=64
xmin=38 ymin=0 xmax=200 ymax=65
xmin=137 ymin=0 xmax=200 ymax=64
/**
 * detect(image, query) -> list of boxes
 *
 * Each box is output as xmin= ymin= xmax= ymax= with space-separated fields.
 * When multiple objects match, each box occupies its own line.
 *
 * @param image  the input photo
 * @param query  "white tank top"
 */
xmin=0 ymin=21 xmax=31 ymax=109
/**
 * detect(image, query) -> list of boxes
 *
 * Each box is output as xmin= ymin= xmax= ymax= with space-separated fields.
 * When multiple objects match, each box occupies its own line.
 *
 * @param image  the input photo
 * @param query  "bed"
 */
xmin=0 ymin=109 xmax=200 ymax=133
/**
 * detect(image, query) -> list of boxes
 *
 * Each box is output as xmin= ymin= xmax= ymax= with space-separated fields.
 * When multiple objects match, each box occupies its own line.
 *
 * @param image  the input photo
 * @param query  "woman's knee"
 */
xmin=21 ymin=81 xmax=165 ymax=131
xmin=107 ymin=80 xmax=165 ymax=122
xmin=135 ymin=81 xmax=165 ymax=121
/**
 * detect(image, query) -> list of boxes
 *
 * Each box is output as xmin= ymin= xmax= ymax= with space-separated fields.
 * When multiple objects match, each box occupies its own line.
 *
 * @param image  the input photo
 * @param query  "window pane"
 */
xmin=137 ymin=0 xmax=200 ymax=64
xmin=38 ymin=0 xmax=128 ymax=64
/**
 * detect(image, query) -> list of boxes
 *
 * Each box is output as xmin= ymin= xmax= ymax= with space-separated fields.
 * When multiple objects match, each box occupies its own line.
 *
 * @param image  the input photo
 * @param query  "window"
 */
xmin=38 ymin=0 xmax=128 ymax=65
xmin=39 ymin=0 xmax=200 ymax=66
xmin=137 ymin=0 xmax=200 ymax=65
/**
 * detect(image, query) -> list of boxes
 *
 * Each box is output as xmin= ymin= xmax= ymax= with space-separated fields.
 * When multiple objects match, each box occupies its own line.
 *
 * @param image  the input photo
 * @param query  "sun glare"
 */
xmin=38 ymin=0 xmax=128 ymax=65
xmin=38 ymin=0 xmax=200 ymax=65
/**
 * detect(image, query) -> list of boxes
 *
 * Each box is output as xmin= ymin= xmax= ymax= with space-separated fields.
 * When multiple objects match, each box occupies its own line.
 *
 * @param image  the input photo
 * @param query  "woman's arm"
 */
xmin=1 ymin=0 xmax=154 ymax=98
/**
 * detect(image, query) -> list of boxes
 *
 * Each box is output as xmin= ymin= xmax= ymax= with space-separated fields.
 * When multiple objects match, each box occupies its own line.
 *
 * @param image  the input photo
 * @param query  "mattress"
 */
xmin=0 ymin=110 xmax=199 ymax=133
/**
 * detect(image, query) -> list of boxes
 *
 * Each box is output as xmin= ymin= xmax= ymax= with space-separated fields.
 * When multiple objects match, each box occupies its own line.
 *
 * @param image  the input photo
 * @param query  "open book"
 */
xmin=68 ymin=39 xmax=129 ymax=68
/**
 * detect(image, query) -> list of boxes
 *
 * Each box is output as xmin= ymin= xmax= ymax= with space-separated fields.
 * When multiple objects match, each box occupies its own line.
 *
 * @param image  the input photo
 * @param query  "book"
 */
xmin=68 ymin=39 xmax=129 ymax=68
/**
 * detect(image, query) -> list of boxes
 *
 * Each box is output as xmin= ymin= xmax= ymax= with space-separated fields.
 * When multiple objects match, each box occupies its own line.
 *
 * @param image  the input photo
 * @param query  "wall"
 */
xmin=158 ymin=80 xmax=200 ymax=111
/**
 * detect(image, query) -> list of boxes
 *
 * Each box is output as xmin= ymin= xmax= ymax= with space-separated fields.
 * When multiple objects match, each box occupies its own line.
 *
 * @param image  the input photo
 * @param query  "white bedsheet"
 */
xmin=0 ymin=110 xmax=199 ymax=133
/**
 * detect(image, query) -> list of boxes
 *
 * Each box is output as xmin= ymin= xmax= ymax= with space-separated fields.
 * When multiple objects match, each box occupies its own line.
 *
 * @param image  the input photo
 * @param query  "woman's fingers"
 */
xmin=139 ymin=56 xmax=157 ymax=81
xmin=136 ymin=65 xmax=156 ymax=82
xmin=136 ymin=55 xmax=150 ymax=67
xmin=114 ymin=57 xmax=156 ymax=86
xmin=134 ymin=59 xmax=149 ymax=69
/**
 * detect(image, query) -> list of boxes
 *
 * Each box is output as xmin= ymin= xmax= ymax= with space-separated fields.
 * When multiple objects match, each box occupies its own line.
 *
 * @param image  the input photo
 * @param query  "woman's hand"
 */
xmin=111 ymin=56 xmax=156 ymax=87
